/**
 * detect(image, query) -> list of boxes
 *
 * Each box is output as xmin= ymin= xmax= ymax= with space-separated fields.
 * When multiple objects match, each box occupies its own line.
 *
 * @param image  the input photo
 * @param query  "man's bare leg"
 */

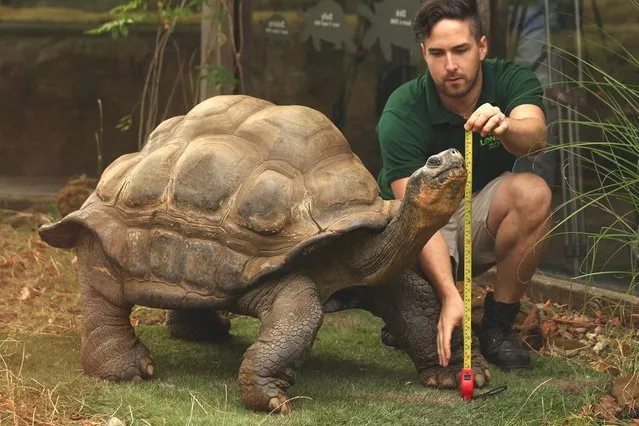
xmin=481 ymin=172 xmax=552 ymax=370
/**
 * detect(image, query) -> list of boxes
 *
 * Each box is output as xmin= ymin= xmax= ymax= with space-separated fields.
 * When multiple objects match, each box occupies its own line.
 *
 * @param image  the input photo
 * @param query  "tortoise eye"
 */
xmin=426 ymin=156 xmax=441 ymax=167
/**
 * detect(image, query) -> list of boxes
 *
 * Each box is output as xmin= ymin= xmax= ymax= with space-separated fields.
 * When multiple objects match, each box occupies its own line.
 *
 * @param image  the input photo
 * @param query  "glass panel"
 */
xmin=247 ymin=0 xmax=426 ymax=176
xmin=245 ymin=0 xmax=638 ymax=292
xmin=505 ymin=0 xmax=638 ymax=292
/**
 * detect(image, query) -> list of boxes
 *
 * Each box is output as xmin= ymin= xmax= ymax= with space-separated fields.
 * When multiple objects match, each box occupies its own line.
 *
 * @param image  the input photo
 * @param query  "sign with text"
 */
xmin=358 ymin=0 xmax=419 ymax=61
xmin=263 ymin=14 xmax=293 ymax=45
xmin=299 ymin=0 xmax=355 ymax=53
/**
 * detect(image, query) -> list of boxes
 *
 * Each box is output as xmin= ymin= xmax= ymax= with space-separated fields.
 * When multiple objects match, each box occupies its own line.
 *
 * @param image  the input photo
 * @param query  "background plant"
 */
xmin=87 ymin=0 xmax=241 ymax=149
xmin=541 ymin=20 xmax=639 ymax=295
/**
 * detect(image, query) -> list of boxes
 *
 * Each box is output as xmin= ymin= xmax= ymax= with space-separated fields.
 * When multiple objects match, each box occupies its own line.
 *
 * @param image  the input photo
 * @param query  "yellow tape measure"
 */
xmin=463 ymin=130 xmax=473 ymax=370
xmin=460 ymin=130 xmax=474 ymax=400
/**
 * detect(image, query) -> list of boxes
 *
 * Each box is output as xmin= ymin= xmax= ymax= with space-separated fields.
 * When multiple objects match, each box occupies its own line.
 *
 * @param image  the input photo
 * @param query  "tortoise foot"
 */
xmin=420 ymin=349 xmax=490 ymax=389
xmin=83 ymin=336 xmax=154 ymax=382
xmin=240 ymin=376 xmax=293 ymax=414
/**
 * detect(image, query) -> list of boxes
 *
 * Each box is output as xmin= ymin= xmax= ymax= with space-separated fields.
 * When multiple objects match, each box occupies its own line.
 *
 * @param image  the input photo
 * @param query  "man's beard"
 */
xmin=437 ymin=69 xmax=479 ymax=98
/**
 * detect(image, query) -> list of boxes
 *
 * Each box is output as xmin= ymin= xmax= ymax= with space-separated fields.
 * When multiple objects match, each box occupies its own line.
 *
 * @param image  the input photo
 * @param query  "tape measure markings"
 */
xmin=463 ymin=130 xmax=473 ymax=371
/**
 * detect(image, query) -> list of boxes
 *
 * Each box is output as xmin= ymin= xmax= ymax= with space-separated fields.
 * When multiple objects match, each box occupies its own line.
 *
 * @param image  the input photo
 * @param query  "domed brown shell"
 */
xmin=40 ymin=95 xmax=396 ymax=302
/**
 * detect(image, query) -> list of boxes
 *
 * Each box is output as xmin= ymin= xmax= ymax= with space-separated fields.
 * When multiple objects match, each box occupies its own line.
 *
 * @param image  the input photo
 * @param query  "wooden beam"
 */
xmin=200 ymin=0 xmax=236 ymax=101
xmin=489 ymin=0 xmax=509 ymax=58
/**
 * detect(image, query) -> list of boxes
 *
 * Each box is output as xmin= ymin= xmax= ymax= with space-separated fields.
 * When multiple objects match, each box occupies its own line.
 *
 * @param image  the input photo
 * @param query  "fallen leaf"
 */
xmin=590 ymin=360 xmax=620 ymax=376
xmin=19 ymin=286 xmax=30 ymax=301
xmin=541 ymin=320 xmax=558 ymax=337
xmin=592 ymin=395 xmax=622 ymax=422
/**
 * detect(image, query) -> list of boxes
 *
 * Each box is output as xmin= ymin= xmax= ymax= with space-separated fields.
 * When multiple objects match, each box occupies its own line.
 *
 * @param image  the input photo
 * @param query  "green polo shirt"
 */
xmin=376 ymin=57 xmax=545 ymax=199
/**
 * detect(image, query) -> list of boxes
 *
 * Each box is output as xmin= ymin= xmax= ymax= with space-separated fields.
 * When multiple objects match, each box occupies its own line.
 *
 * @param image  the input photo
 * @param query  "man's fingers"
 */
xmin=481 ymin=113 xmax=504 ymax=137
xmin=437 ymin=324 xmax=444 ymax=366
xmin=493 ymin=118 xmax=509 ymax=137
xmin=443 ymin=325 xmax=452 ymax=366
xmin=465 ymin=112 xmax=487 ymax=132
xmin=465 ymin=105 xmax=502 ymax=133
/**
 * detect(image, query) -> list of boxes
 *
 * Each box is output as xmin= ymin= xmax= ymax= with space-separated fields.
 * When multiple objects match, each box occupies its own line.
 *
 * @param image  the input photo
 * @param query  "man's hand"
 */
xmin=464 ymin=102 xmax=547 ymax=156
xmin=464 ymin=102 xmax=509 ymax=138
xmin=437 ymin=290 xmax=465 ymax=367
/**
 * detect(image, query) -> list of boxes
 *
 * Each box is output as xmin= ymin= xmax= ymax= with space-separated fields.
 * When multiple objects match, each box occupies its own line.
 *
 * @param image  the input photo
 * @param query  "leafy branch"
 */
xmin=86 ymin=0 xmax=240 ymax=149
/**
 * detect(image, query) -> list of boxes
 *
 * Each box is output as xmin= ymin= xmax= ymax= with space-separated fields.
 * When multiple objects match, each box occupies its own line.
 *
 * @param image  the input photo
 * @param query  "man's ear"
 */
xmin=420 ymin=42 xmax=426 ymax=58
xmin=479 ymin=35 xmax=488 ymax=60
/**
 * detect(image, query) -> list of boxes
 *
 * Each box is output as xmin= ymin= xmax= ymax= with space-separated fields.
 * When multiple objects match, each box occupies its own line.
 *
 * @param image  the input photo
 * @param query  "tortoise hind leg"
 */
xmin=77 ymin=233 xmax=154 ymax=381
xmin=236 ymin=273 xmax=323 ymax=414
xmin=166 ymin=309 xmax=231 ymax=342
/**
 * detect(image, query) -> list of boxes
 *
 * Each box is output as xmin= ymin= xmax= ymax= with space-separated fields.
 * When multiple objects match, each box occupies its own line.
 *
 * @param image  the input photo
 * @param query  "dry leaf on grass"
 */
xmin=19 ymin=286 xmax=31 ymax=301
xmin=581 ymin=395 xmax=623 ymax=422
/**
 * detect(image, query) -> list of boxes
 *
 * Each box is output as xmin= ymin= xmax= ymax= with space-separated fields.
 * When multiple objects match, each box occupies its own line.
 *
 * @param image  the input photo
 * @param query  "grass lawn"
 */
xmin=1 ymin=310 xmax=609 ymax=425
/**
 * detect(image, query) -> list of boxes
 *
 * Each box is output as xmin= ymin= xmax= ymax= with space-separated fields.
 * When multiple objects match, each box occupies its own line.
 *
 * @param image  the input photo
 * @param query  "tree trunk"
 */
xmin=200 ymin=0 xmax=236 ymax=101
xmin=490 ymin=0 xmax=509 ymax=59
xmin=477 ymin=0 xmax=491 ymax=41
xmin=477 ymin=0 xmax=508 ymax=59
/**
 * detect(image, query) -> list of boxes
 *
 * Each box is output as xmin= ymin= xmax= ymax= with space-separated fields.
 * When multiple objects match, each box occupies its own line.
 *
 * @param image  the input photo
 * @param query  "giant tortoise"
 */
xmin=38 ymin=95 xmax=489 ymax=413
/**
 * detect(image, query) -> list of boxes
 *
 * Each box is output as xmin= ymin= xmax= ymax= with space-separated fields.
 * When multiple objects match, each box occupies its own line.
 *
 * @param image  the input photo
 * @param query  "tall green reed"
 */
xmin=536 ymin=16 xmax=638 ymax=293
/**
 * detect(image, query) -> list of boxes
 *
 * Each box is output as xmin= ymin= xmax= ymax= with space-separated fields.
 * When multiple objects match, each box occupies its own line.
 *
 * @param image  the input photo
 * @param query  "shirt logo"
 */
xmin=480 ymin=134 xmax=501 ymax=150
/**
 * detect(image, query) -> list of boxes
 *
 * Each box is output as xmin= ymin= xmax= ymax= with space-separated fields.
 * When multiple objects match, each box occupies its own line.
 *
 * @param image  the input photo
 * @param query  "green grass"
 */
xmin=1 ymin=311 xmax=609 ymax=425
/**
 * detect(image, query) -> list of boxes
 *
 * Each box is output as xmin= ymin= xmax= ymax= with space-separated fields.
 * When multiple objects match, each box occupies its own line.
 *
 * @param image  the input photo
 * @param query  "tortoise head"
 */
xmin=404 ymin=148 xmax=466 ymax=225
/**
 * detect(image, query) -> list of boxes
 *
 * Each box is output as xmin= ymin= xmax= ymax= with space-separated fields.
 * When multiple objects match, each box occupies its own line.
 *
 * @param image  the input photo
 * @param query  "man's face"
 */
xmin=420 ymin=18 xmax=487 ymax=99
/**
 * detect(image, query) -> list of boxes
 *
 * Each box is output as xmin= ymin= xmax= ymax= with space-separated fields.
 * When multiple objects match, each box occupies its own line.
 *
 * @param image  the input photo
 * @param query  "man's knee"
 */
xmin=509 ymin=173 xmax=552 ymax=226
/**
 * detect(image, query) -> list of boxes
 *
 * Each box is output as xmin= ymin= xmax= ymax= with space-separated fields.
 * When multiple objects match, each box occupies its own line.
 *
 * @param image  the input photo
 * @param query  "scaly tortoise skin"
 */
xmin=39 ymin=95 xmax=489 ymax=413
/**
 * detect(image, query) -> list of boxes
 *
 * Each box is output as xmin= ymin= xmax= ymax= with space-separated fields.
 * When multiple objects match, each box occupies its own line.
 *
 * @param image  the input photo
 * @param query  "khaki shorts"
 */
xmin=441 ymin=172 xmax=510 ymax=281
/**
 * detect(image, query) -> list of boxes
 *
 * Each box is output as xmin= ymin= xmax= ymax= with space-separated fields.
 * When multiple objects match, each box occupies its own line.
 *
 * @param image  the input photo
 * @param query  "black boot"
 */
xmin=479 ymin=292 xmax=532 ymax=370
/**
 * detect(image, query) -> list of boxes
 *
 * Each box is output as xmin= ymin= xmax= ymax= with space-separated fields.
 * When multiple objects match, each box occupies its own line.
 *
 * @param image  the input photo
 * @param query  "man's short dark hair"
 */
xmin=412 ymin=0 xmax=484 ymax=42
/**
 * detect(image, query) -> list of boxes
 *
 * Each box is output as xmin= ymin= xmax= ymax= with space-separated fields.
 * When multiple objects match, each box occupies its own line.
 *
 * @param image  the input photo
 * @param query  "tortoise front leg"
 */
xmin=373 ymin=269 xmax=490 ymax=389
xmin=236 ymin=274 xmax=323 ymax=414
xmin=77 ymin=233 xmax=154 ymax=381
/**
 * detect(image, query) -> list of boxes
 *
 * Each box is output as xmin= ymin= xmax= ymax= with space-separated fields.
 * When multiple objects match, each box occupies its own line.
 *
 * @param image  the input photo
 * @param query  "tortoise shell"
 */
xmin=40 ymin=95 xmax=397 ymax=302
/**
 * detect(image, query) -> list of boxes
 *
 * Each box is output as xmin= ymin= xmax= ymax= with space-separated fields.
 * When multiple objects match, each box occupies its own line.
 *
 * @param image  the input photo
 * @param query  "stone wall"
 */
xmin=0 ymin=17 xmax=409 ymax=179
xmin=0 ymin=26 xmax=200 ymax=177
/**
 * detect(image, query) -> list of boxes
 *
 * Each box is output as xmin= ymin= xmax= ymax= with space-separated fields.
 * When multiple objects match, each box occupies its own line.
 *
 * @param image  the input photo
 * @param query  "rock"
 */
xmin=592 ymin=340 xmax=608 ymax=353
xmin=108 ymin=417 xmax=126 ymax=426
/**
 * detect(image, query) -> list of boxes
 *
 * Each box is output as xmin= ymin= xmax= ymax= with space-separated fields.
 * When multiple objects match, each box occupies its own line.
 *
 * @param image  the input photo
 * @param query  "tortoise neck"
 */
xmin=353 ymin=197 xmax=437 ymax=285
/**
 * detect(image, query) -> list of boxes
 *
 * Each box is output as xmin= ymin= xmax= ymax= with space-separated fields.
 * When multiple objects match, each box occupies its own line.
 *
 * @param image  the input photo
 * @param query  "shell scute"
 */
xmin=183 ymin=239 xmax=223 ymax=291
xmin=305 ymin=155 xmax=380 ymax=229
xmin=120 ymin=228 xmax=150 ymax=278
xmin=172 ymin=135 xmax=263 ymax=215
xmin=178 ymin=95 xmax=273 ymax=141
xmin=96 ymin=153 xmax=141 ymax=203
xmin=235 ymin=169 xmax=294 ymax=235
xmin=120 ymin=144 xmax=181 ymax=209
xmin=148 ymin=230 xmax=185 ymax=283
